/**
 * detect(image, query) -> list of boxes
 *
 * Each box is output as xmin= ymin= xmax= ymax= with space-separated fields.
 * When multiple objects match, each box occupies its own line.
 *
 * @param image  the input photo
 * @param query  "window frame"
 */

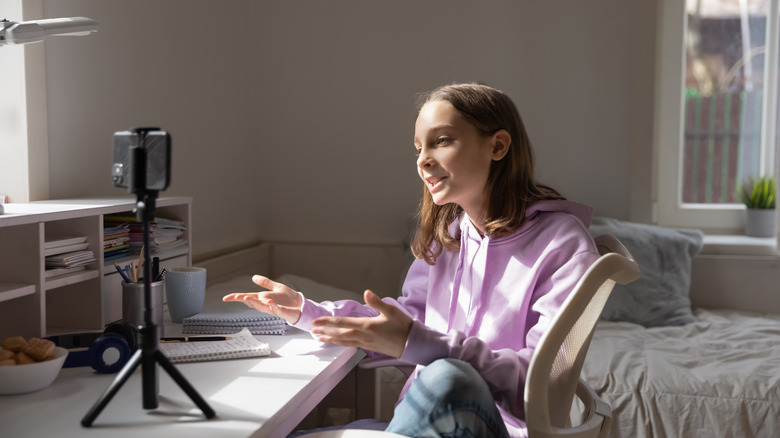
xmin=654 ymin=0 xmax=780 ymax=235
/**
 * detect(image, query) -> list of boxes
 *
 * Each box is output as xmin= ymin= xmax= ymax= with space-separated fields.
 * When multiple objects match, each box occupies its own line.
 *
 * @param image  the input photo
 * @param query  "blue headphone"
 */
xmin=47 ymin=322 xmax=137 ymax=374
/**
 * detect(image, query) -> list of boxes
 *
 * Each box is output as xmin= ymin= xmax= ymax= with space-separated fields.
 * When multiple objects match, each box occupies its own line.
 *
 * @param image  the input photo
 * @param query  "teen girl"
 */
xmin=224 ymin=83 xmax=600 ymax=437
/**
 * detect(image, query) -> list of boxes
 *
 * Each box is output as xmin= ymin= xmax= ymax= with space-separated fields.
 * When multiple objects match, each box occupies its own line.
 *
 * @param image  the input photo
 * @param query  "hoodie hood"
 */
xmin=458 ymin=199 xmax=594 ymax=243
xmin=523 ymin=199 xmax=594 ymax=228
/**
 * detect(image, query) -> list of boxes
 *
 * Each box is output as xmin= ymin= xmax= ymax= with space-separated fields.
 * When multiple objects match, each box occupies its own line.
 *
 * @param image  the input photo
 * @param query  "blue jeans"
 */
xmin=289 ymin=358 xmax=510 ymax=438
xmin=385 ymin=358 xmax=510 ymax=438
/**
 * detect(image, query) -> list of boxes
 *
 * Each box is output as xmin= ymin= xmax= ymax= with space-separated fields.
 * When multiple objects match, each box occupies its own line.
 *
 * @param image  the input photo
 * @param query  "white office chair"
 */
xmin=306 ymin=234 xmax=639 ymax=438
xmin=524 ymin=234 xmax=640 ymax=438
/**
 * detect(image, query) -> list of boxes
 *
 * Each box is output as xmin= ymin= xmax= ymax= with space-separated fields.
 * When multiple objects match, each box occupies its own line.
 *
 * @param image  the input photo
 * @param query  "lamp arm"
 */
xmin=0 ymin=17 xmax=98 ymax=46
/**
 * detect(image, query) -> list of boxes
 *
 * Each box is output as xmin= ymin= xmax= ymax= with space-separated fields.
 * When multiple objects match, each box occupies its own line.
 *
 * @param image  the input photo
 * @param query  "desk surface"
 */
xmin=0 ymin=314 xmax=364 ymax=437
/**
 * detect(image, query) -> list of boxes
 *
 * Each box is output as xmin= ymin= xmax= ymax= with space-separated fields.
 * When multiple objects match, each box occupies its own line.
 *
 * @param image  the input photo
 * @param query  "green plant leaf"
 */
xmin=739 ymin=175 xmax=777 ymax=209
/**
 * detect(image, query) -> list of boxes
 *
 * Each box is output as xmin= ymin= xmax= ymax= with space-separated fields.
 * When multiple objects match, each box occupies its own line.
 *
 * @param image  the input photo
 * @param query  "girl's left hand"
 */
xmin=311 ymin=290 xmax=413 ymax=358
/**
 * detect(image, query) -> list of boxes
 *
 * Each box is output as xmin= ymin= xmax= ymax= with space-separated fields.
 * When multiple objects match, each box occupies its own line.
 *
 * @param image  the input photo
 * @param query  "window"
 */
xmin=656 ymin=0 xmax=778 ymax=234
xmin=0 ymin=0 xmax=50 ymax=203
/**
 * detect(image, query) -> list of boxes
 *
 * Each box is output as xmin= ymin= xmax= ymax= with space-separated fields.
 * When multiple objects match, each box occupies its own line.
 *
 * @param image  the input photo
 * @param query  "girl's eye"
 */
xmin=414 ymin=147 xmax=422 ymax=156
xmin=436 ymin=136 xmax=452 ymax=145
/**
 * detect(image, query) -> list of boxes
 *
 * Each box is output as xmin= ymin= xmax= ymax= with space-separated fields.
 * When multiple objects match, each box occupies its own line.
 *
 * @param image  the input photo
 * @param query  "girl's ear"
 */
xmin=491 ymin=130 xmax=511 ymax=161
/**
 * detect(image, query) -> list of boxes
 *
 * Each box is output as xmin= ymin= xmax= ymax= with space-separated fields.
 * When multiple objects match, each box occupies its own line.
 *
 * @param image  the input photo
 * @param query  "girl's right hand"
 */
xmin=222 ymin=275 xmax=303 ymax=324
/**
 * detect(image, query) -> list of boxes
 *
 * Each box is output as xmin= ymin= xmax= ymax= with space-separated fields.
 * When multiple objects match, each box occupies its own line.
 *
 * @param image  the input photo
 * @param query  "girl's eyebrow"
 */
xmin=428 ymin=124 xmax=457 ymax=132
xmin=413 ymin=123 xmax=459 ymax=145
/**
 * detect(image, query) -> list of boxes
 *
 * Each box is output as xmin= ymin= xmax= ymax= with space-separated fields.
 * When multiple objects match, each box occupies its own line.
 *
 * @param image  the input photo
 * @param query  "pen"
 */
xmin=160 ymin=336 xmax=232 ymax=343
xmin=155 ymin=267 xmax=167 ymax=282
xmin=125 ymin=265 xmax=133 ymax=283
xmin=113 ymin=261 xmax=131 ymax=283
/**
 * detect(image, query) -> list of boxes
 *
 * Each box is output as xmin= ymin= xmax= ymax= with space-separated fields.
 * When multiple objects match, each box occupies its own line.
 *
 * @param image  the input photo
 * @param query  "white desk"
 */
xmin=0 ymin=314 xmax=364 ymax=437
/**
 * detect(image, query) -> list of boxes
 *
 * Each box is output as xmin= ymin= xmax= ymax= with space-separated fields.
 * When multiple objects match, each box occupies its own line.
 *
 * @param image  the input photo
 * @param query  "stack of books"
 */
xmin=104 ymin=214 xmax=144 ymax=255
xmin=152 ymin=217 xmax=187 ymax=252
xmin=182 ymin=306 xmax=288 ymax=335
xmin=103 ymin=214 xmax=187 ymax=256
xmin=103 ymin=223 xmax=130 ymax=261
xmin=44 ymin=236 xmax=96 ymax=278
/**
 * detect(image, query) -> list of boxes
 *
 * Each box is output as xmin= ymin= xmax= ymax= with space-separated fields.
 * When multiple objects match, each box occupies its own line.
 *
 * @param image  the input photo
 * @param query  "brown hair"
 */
xmin=411 ymin=83 xmax=564 ymax=265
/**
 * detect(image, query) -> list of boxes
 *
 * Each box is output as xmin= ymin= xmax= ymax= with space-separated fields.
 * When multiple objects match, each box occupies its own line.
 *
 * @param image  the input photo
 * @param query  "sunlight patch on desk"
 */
xmin=249 ymin=354 xmax=324 ymax=377
xmin=210 ymin=375 xmax=302 ymax=417
xmin=273 ymin=337 xmax=330 ymax=355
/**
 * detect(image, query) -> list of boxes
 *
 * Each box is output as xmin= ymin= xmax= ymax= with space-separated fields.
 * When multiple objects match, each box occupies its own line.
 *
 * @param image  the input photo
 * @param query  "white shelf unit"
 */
xmin=0 ymin=197 xmax=192 ymax=339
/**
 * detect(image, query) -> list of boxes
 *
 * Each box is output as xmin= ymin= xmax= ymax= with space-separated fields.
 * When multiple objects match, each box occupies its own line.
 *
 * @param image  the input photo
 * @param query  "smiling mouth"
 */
xmin=425 ymin=176 xmax=446 ymax=192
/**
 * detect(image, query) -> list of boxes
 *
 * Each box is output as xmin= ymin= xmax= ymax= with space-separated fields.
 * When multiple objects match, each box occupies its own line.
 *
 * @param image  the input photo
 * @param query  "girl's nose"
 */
xmin=417 ymin=149 xmax=433 ymax=168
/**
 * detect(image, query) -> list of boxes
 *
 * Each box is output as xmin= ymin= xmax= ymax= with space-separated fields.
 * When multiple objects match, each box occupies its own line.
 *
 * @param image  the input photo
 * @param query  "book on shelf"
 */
xmin=156 ymin=239 xmax=188 ymax=252
xmin=154 ymin=217 xmax=186 ymax=229
xmin=44 ymin=235 xmax=88 ymax=249
xmin=104 ymin=237 xmax=130 ymax=248
xmin=44 ymin=265 xmax=87 ymax=279
xmin=158 ymin=327 xmax=270 ymax=363
xmin=182 ymin=306 xmax=288 ymax=335
xmin=43 ymin=242 xmax=89 ymax=257
xmin=103 ymin=246 xmax=130 ymax=262
xmin=45 ymin=250 xmax=97 ymax=268
xmin=104 ymin=223 xmax=130 ymax=237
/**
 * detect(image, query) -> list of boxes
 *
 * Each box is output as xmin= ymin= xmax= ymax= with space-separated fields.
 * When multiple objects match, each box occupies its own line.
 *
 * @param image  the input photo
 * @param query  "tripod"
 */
xmin=82 ymin=140 xmax=215 ymax=427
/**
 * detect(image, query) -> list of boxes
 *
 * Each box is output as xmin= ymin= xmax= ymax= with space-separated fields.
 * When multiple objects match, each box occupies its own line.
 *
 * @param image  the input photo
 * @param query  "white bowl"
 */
xmin=0 ymin=346 xmax=68 ymax=395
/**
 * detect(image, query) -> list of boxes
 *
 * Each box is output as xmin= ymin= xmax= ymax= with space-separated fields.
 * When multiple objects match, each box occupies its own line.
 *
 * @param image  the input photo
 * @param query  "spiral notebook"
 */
xmin=159 ymin=328 xmax=270 ymax=363
xmin=182 ymin=305 xmax=288 ymax=335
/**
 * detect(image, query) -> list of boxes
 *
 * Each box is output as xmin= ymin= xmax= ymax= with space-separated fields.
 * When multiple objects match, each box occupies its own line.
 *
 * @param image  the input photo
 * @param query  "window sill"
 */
xmin=701 ymin=234 xmax=779 ymax=257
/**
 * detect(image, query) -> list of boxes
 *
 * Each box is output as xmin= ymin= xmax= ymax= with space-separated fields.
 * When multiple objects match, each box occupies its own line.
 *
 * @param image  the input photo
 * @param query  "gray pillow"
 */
xmin=588 ymin=217 xmax=703 ymax=327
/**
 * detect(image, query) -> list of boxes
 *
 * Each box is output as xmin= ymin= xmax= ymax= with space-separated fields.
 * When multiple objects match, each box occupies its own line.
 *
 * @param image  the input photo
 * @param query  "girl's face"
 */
xmin=414 ymin=100 xmax=507 ymax=223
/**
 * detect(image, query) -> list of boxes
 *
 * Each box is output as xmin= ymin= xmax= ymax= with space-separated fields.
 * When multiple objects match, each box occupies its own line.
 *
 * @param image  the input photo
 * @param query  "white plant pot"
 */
xmin=745 ymin=208 xmax=777 ymax=237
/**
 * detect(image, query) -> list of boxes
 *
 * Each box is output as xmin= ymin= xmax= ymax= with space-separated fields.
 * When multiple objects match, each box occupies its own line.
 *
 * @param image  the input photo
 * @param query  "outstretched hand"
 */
xmin=222 ymin=275 xmax=303 ymax=324
xmin=310 ymin=290 xmax=412 ymax=358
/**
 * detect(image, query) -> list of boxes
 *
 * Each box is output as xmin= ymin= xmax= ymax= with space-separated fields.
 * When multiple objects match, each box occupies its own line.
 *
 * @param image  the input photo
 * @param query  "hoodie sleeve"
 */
xmin=293 ymin=258 xmax=430 ymax=331
xmin=398 ymin=250 xmax=599 ymax=418
xmin=293 ymin=294 xmax=377 ymax=330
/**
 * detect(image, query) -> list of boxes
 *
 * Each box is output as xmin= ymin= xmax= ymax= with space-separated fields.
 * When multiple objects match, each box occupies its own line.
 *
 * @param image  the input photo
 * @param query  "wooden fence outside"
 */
xmin=682 ymin=90 xmax=763 ymax=204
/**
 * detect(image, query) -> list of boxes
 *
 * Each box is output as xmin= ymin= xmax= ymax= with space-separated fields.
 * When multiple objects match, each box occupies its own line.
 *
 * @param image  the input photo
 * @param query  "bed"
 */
xmin=582 ymin=217 xmax=780 ymax=438
xmin=583 ymin=309 xmax=780 ymax=437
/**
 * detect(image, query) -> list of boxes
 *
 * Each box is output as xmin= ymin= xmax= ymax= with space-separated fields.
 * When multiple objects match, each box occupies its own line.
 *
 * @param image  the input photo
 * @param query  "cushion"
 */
xmin=588 ymin=217 xmax=703 ymax=327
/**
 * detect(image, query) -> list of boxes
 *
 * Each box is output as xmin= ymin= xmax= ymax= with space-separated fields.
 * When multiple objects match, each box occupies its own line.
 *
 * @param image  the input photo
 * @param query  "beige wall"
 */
xmin=38 ymin=0 xmax=657 ymax=260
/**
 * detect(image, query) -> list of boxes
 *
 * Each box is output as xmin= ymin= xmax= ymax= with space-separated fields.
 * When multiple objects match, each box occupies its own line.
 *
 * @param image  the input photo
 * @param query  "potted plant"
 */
xmin=739 ymin=175 xmax=777 ymax=237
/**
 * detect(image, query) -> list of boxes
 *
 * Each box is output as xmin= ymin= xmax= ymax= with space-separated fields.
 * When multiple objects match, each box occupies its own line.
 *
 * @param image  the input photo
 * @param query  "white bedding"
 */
xmin=582 ymin=309 xmax=780 ymax=438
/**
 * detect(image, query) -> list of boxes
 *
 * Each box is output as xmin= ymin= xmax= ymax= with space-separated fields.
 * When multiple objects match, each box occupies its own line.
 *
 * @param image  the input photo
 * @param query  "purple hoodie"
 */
xmin=294 ymin=200 xmax=599 ymax=437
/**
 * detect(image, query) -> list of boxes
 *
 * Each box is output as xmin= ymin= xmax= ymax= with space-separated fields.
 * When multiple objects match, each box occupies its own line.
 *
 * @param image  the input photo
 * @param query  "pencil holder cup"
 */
xmin=122 ymin=280 xmax=164 ymax=337
xmin=164 ymin=267 xmax=206 ymax=323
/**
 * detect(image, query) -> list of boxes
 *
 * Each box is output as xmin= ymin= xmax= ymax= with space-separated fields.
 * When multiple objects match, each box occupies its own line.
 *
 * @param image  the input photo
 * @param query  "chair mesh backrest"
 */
xmin=547 ymin=279 xmax=615 ymax=427
xmin=525 ymin=234 xmax=639 ymax=436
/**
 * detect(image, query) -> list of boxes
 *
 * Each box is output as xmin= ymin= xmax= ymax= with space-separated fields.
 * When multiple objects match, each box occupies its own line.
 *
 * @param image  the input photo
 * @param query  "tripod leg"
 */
xmin=142 ymin=345 xmax=159 ymax=409
xmin=82 ymin=349 xmax=143 ymax=427
xmin=154 ymin=350 xmax=216 ymax=418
